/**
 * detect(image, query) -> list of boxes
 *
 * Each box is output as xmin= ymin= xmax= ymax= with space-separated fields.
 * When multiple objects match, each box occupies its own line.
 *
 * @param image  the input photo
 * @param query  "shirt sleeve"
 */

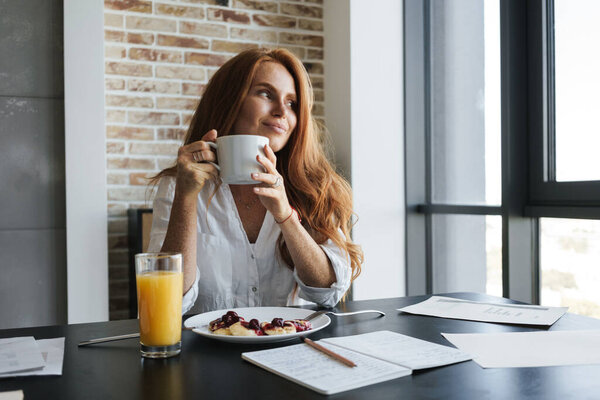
xmin=293 ymin=233 xmax=352 ymax=307
xmin=147 ymin=176 xmax=200 ymax=315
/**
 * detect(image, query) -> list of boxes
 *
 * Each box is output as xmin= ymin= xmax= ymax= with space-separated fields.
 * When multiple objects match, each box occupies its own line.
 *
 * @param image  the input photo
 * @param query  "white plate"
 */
xmin=184 ymin=307 xmax=330 ymax=343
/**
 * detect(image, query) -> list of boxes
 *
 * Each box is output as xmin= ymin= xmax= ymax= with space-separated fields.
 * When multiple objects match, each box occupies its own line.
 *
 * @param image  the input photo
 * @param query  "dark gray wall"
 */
xmin=0 ymin=0 xmax=67 ymax=328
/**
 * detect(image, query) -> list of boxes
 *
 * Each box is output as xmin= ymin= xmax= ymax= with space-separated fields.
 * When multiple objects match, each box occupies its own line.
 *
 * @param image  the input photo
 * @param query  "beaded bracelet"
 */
xmin=276 ymin=205 xmax=301 ymax=224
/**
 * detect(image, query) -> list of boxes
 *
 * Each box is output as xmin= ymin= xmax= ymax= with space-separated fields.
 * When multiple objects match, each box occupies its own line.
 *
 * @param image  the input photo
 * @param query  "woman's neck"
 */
xmin=229 ymin=184 xmax=262 ymax=211
xmin=229 ymin=184 xmax=256 ymax=198
xmin=229 ymin=184 xmax=265 ymax=243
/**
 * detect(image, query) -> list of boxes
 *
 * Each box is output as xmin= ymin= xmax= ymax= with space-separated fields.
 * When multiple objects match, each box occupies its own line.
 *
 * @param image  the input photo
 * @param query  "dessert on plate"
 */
xmin=288 ymin=319 xmax=312 ymax=332
xmin=229 ymin=319 xmax=264 ymax=336
xmin=208 ymin=310 xmax=242 ymax=335
xmin=208 ymin=311 xmax=312 ymax=336
xmin=260 ymin=318 xmax=296 ymax=335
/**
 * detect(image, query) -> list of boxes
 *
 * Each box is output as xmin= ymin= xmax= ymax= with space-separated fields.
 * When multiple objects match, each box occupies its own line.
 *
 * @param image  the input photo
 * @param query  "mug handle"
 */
xmin=206 ymin=142 xmax=220 ymax=171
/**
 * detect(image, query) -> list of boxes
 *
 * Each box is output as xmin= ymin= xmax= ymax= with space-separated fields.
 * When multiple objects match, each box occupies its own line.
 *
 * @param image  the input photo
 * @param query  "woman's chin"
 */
xmin=258 ymin=135 xmax=288 ymax=153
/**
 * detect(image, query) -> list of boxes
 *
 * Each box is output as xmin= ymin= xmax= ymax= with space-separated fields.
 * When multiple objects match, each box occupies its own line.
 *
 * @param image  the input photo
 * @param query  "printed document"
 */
xmin=399 ymin=296 xmax=567 ymax=326
xmin=0 ymin=337 xmax=45 ymax=375
xmin=442 ymin=330 xmax=600 ymax=368
xmin=0 ymin=337 xmax=65 ymax=378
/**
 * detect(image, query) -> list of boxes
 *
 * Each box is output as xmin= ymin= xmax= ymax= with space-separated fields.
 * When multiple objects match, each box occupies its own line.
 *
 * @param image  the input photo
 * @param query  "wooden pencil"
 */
xmin=301 ymin=337 xmax=357 ymax=367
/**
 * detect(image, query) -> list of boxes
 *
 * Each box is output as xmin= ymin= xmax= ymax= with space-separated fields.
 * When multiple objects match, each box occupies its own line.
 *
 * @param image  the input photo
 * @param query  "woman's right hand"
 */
xmin=175 ymin=129 xmax=219 ymax=197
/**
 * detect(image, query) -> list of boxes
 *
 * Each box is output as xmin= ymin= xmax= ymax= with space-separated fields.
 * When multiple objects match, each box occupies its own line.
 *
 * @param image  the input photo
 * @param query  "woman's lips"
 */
xmin=263 ymin=122 xmax=287 ymax=135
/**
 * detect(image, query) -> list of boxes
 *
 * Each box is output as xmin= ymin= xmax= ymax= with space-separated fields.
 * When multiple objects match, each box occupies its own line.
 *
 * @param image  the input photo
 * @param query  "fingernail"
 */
xmin=253 ymin=187 xmax=260 ymax=192
xmin=251 ymin=173 xmax=258 ymax=178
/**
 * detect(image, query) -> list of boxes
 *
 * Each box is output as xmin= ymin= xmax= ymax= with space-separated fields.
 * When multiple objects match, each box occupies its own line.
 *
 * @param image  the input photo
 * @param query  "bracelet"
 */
xmin=275 ymin=206 xmax=301 ymax=224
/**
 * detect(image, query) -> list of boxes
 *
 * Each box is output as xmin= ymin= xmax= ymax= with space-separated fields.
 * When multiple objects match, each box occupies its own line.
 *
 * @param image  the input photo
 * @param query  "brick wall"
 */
xmin=104 ymin=0 xmax=325 ymax=320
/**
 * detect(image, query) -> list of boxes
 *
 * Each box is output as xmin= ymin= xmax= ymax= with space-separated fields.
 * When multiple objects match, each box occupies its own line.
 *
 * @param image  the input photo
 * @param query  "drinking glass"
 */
xmin=135 ymin=252 xmax=183 ymax=358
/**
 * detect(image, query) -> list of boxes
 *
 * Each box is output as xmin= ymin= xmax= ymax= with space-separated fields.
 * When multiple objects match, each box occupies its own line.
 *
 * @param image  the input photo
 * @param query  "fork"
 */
xmin=305 ymin=309 xmax=386 ymax=321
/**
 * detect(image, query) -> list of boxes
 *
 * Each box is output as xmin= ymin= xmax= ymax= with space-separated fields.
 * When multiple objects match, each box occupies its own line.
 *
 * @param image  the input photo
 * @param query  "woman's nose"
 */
xmin=271 ymin=98 xmax=286 ymax=118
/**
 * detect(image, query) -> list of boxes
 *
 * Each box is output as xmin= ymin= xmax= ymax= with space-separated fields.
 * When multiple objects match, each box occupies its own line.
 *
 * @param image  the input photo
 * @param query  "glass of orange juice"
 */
xmin=135 ymin=252 xmax=183 ymax=358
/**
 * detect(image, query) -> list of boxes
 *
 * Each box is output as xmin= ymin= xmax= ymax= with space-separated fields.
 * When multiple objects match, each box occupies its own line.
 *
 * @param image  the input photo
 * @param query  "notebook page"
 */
xmin=0 ymin=390 xmax=24 ymax=400
xmin=242 ymin=341 xmax=411 ymax=395
xmin=322 ymin=330 xmax=471 ymax=370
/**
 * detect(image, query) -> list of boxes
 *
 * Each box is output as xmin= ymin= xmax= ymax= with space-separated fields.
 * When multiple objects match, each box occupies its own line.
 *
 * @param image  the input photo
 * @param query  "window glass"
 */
xmin=540 ymin=218 xmax=600 ymax=318
xmin=554 ymin=0 xmax=600 ymax=181
xmin=432 ymin=214 xmax=502 ymax=296
xmin=485 ymin=216 xmax=502 ymax=297
xmin=430 ymin=0 xmax=501 ymax=205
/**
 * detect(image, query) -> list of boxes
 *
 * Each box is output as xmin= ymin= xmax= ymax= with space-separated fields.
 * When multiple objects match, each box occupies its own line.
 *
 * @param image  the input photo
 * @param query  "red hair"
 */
xmin=154 ymin=48 xmax=363 ymax=283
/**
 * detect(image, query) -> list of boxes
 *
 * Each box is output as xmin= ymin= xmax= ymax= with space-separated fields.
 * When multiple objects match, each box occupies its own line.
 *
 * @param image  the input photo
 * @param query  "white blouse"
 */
xmin=147 ymin=176 xmax=352 ymax=314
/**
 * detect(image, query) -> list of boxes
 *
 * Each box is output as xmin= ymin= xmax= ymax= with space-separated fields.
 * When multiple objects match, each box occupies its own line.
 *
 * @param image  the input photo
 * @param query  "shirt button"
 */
xmin=252 ymin=287 xmax=257 ymax=292
xmin=251 ymin=254 xmax=255 ymax=259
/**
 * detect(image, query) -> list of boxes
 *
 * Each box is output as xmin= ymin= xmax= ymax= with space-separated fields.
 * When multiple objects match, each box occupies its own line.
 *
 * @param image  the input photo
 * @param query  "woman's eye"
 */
xmin=258 ymin=89 xmax=270 ymax=98
xmin=287 ymin=100 xmax=297 ymax=108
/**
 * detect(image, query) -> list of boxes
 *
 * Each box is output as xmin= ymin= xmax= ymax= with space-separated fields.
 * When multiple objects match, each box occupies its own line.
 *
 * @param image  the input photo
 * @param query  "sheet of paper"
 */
xmin=242 ymin=341 xmax=411 ymax=395
xmin=0 ymin=337 xmax=45 ymax=375
xmin=442 ymin=330 xmax=600 ymax=368
xmin=322 ymin=330 xmax=471 ymax=370
xmin=0 ymin=338 xmax=65 ymax=377
xmin=0 ymin=390 xmax=24 ymax=400
xmin=399 ymin=296 xmax=568 ymax=326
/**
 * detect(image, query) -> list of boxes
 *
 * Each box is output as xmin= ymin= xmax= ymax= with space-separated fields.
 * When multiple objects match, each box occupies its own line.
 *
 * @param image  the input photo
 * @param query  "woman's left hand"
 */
xmin=251 ymin=144 xmax=293 ymax=222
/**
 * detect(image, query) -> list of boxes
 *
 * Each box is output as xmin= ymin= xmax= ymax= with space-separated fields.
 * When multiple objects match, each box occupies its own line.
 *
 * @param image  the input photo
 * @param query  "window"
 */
xmin=405 ymin=0 xmax=504 ymax=298
xmin=540 ymin=218 xmax=600 ymax=317
xmin=553 ymin=0 xmax=600 ymax=182
xmin=405 ymin=0 xmax=600 ymax=317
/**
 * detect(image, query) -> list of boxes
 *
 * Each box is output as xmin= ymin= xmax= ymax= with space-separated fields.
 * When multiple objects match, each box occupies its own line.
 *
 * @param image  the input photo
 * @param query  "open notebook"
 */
xmin=242 ymin=330 xmax=471 ymax=395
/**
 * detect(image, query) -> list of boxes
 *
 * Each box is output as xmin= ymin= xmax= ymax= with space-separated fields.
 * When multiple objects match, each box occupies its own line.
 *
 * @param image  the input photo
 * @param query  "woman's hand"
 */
xmin=175 ymin=129 xmax=219 ymax=198
xmin=252 ymin=144 xmax=293 ymax=222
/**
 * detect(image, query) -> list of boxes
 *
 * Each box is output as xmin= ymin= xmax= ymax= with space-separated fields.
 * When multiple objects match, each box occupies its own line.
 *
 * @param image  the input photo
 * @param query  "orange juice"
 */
xmin=136 ymin=270 xmax=183 ymax=346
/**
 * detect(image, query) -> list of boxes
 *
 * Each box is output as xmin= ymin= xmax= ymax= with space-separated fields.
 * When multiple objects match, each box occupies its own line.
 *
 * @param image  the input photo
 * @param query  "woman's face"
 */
xmin=232 ymin=61 xmax=298 ymax=152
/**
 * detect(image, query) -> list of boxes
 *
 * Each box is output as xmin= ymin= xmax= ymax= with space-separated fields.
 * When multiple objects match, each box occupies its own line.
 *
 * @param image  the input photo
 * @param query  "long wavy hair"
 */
xmin=153 ymin=48 xmax=363 ymax=283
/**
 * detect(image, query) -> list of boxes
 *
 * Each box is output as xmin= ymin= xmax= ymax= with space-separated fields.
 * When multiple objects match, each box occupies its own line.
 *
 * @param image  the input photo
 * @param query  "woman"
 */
xmin=148 ymin=48 xmax=363 ymax=314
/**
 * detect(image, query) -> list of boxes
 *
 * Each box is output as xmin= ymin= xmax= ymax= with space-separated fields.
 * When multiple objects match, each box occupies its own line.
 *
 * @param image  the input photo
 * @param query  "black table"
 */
xmin=2 ymin=292 xmax=600 ymax=399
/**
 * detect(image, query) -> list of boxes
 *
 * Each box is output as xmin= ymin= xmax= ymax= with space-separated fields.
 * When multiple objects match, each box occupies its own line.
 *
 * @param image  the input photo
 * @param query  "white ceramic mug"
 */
xmin=208 ymin=135 xmax=268 ymax=184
